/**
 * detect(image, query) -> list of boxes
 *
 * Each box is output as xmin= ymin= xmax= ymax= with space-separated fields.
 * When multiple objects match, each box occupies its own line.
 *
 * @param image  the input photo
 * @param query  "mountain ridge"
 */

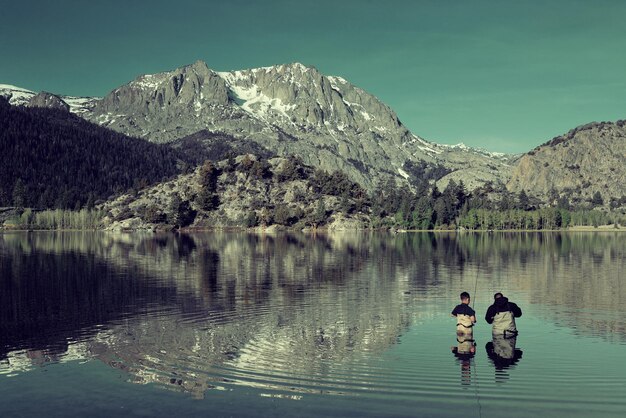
xmin=8 ymin=60 xmax=625 ymax=206
xmin=1 ymin=61 xmax=513 ymax=191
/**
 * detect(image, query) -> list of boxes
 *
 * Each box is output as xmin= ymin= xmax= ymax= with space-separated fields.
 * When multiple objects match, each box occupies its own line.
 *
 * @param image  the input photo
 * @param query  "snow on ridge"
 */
xmin=440 ymin=142 xmax=510 ymax=159
xmin=0 ymin=84 xmax=35 ymax=93
xmin=1 ymin=83 xmax=99 ymax=114
xmin=217 ymin=72 xmax=296 ymax=122
xmin=403 ymin=134 xmax=441 ymax=155
xmin=62 ymin=96 xmax=100 ymax=114
xmin=0 ymin=84 xmax=36 ymax=105
xmin=130 ymin=73 xmax=168 ymax=90
xmin=218 ymin=62 xmax=311 ymax=77
xmin=397 ymin=168 xmax=409 ymax=179
xmin=216 ymin=70 xmax=246 ymax=83
xmin=418 ymin=145 xmax=442 ymax=155
xmin=328 ymin=76 xmax=349 ymax=93
xmin=328 ymin=76 xmax=348 ymax=85
xmin=409 ymin=133 xmax=433 ymax=147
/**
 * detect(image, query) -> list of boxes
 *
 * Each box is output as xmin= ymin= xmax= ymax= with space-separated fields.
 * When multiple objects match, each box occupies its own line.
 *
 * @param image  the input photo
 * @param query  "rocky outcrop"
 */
xmin=26 ymin=91 xmax=70 ymax=111
xmin=100 ymin=155 xmax=371 ymax=231
xmin=507 ymin=121 xmax=626 ymax=205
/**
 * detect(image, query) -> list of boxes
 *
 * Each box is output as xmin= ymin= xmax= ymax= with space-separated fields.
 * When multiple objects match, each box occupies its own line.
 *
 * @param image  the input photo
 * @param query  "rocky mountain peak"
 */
xmin=26 ymin=91 xmax=70 ymax=111
xmin=2 ymin=60 xmax=514 ymax=191
xmin=186 ymin=59 xmax=212 ymax=73
xmin=216 ymin=62 xmax=404 ymax=138
xmin=89 ymin=60 xmax=231 ymax=133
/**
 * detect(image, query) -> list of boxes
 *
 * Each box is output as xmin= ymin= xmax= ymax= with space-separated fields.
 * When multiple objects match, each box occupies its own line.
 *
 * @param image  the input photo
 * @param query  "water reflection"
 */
xmin=452 ymin=334 xmax=476 ymax=387
xmin=485 ymin=336 xmax=523 ymax=383
xmin=0 ymin=231 xmax=624 ymax=399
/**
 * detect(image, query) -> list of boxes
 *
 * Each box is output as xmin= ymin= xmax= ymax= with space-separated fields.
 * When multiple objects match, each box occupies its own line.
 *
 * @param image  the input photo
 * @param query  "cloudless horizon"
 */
xmin=1 ymin=0 xmax=625 ymax=153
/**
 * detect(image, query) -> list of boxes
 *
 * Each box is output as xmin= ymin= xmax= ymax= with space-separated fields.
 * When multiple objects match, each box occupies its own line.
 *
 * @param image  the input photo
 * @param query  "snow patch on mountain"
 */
xmin=62 ymin=96 xmax=100 ymax=114
xmin=0 ymin=84 xmax=36 ymax=105
xmin=440 ymin=142 xmax=513 ymax=161
xmin=217 ymin=71 xmax=296 ymax=122
xmin=130 ymin=73 xmax=167 ymax=90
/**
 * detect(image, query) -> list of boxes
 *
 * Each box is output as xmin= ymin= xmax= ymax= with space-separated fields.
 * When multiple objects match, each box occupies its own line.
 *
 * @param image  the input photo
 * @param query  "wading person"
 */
xmin=485 ymin=335 xmax=523 ymax=383
xmin=451 ymin=291 xmax=476 ymax=336
xmin=485 ymin=292 xmax=522 ymax=336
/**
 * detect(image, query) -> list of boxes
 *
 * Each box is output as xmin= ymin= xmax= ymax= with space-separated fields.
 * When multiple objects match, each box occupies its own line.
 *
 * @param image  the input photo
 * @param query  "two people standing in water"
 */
xmin=451 ymin=291 xmax=523 ymax=382
xmin=451 ymin=291 xmax=522 ymax=336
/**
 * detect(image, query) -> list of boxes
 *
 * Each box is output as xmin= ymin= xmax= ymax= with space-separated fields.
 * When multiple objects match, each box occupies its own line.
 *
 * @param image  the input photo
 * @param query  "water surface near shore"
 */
xmin=1 ymin=231 xmax=624 ymax=417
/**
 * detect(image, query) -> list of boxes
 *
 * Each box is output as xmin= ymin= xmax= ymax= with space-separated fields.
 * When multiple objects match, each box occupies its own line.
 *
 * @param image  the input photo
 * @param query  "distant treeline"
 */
xmin=367 ymin=177 xmax=623 ymax=230
xmin=5 ymin=209 xmax=105 ymax=230
xmin=0 ymin=97 xmax=184 ymax=209
xmin=458 ymin=208 xmax=622 ymax=230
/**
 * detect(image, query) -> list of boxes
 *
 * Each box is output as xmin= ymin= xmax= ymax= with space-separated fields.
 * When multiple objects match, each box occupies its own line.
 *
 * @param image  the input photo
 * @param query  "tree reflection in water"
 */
xmin=0 ymin=231 xmax=623 ymax=397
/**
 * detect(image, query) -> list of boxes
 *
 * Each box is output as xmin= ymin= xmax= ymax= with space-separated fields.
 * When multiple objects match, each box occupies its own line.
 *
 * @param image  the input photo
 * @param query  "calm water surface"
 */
xmin=0 ymin=231 xmax=624 ymax=417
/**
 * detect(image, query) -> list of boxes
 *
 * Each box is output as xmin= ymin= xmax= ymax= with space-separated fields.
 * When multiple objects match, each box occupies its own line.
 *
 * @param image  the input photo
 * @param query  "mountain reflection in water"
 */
xmin=0 ymin=231 xmax=624 ymax=400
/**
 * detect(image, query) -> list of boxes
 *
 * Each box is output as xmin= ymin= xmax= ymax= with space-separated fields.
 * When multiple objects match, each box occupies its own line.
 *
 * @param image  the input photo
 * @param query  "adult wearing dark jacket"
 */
xmin=485 ymin=292 xmax=522 ymax=336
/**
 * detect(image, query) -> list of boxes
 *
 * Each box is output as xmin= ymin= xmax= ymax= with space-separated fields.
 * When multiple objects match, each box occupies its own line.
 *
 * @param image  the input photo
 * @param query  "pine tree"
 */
xmin=591 ymin=191 xmax=604 ymax=207
xmin=518 ymin=190 xmax=530 ymax=211
xmin=168 ymin=194 xmax=195 ymax=227
xmin=12 ymin=179 xmax=26 ymax=208
xmin=199 ymin=160 xmax=219 ymax=193
xmin=313 ymin=198 xmax=327 ymax=226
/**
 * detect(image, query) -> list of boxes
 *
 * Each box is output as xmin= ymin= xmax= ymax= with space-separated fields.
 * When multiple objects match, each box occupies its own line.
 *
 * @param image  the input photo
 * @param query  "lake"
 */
xmin=0 ymin=231 xmax=624 ymax=417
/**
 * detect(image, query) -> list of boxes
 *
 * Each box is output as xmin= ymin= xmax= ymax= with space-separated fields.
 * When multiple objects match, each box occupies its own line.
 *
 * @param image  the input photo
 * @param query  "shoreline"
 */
xmin=1 ymin=226 xmax=623 ymax=233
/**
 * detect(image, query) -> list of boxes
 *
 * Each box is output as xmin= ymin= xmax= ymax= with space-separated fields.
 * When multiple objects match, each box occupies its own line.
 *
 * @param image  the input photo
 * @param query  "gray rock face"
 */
xmin=26 ymin=91 xmax=69 ymax=111
xmin=92 ymin=60 xmax=229 ymax=117
xmin=507 ymin=121 xmax=626 ymax=204
xmin=82 ymin=61 xmax=513 ymax=190
xmin=88 ymin=60 xmax=241 ymax=142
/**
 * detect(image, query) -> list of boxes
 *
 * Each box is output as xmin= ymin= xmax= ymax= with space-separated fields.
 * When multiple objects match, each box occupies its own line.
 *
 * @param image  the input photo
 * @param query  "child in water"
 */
xmin=451 ymin=292 xmax=477 ymax=385
xmin=452 ymin=292 xmax=476 ymax=336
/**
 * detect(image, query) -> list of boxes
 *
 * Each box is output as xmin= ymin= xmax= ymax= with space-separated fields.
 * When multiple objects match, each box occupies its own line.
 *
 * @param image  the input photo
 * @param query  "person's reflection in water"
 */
xmin=451 ymin=334 xmax=476 ymax=387
xmin=485 ymin=335 xmax=523 ymax=383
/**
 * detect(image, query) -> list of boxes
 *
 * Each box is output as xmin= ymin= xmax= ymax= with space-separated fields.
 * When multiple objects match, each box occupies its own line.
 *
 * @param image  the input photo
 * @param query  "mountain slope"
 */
xmin=507 ymin=121 xmax=626 ymax=205
xmin=0 ymin=97 xmax=185 ymax=208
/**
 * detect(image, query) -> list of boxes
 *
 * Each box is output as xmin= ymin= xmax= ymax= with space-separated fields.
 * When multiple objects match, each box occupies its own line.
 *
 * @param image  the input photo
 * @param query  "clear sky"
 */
xmin=1 ymin=0 xmax=625 ymax=152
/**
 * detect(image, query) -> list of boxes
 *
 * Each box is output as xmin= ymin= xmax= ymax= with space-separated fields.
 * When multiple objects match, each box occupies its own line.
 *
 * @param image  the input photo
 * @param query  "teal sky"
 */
xmin=1 ymin=0 xmax=625 ymax=153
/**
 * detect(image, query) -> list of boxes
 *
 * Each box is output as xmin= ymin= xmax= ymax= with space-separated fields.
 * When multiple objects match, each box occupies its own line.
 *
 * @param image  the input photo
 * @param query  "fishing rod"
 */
xmin=472 ymin=265 xmax=479 ymax=310
xmin=472 ymin=263 xmax=482 ymax=418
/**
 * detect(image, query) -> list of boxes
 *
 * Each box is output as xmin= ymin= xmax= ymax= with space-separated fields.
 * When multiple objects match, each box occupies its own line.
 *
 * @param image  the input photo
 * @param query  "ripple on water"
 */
xmin=1 ymin=231 xmax=626 ymax=418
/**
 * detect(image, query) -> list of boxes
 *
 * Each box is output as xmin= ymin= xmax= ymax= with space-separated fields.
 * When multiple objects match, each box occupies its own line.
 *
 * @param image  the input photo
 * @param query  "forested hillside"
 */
xmin=0 ymin=97 xmax=185 ymax=209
